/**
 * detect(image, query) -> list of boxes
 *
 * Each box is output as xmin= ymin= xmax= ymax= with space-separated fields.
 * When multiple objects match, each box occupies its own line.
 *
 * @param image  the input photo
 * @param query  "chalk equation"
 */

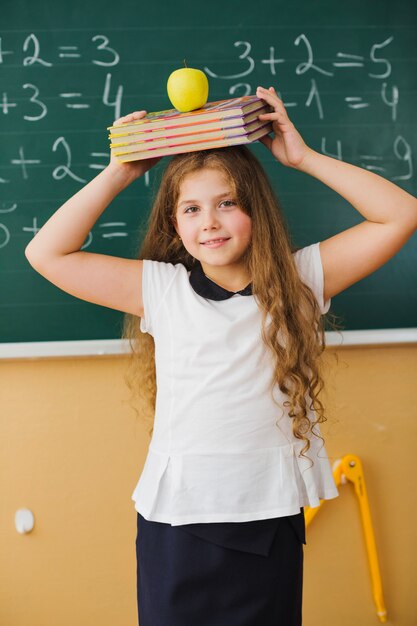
xmin=0 ymin=33 xmax=120 ymax=66
xmin=0 ymin=30 xmax=414 ymax=255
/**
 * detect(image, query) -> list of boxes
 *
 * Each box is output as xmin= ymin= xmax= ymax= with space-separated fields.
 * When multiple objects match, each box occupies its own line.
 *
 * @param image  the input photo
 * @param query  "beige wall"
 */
xmin=1 ymin=344 xmax=416 ymax=625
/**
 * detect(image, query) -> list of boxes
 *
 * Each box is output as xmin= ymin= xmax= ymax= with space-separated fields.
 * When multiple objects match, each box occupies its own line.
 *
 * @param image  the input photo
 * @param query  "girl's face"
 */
xmin=173 ymin=168 xmax=252 ymax=273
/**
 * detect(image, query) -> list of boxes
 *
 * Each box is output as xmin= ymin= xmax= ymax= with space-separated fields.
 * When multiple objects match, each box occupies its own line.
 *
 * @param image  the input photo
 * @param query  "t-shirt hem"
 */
xmin=133 ymin=488 xmax=339 ymax=526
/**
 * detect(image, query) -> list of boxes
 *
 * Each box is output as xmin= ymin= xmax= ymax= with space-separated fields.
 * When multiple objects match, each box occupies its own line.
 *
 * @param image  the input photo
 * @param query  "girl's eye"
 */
xmin=184 ymin=200 xmax=235 ymax=214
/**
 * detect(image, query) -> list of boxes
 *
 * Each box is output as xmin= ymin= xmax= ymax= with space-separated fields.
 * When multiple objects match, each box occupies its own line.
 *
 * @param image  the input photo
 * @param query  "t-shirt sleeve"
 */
xmin=140 ymin=259 xmax=181 ymax=336
xmin=292 ymin=242 xmax=331 ymax=315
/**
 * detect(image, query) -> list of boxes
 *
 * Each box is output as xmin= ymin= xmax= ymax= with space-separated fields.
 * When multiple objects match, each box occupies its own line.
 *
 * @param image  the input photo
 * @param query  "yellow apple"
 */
xmin=167 ymin=67 xmax=209 ymax=112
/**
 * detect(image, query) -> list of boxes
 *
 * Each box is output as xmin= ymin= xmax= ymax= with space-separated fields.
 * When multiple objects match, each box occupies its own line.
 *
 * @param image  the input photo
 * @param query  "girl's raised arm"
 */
xmin=294 ymin=150 xmax=417 ymax=304
xmin=256 ymin=85 xmax=417 ymax=303
xmin=25 ymin=111 xmax=161 ymax=317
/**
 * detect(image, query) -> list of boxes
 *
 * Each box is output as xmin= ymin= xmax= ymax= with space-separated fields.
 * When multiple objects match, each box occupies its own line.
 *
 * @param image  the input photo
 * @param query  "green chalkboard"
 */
xmin=1 ymin=0 xmax=417 ymax=344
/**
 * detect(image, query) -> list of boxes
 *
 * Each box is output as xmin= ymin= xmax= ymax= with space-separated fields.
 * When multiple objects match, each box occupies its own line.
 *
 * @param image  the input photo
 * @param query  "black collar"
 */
xmin=189 ymin=261 xmax=252 ymax=300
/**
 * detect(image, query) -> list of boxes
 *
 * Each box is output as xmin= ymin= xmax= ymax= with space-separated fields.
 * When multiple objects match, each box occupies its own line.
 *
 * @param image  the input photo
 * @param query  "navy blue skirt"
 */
xmin=135 ymin=509 xmax=305 ymax=626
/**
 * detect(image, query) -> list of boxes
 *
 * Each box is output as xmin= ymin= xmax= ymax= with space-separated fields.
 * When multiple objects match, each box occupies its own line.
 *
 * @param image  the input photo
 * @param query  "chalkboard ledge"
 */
xmin=1 ymin=330 xmax=417 ymax=359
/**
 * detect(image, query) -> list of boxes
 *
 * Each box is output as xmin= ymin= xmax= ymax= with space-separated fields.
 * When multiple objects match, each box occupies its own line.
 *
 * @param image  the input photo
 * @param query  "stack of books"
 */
xmin=107 ymin=95 xmax=273 ymax=162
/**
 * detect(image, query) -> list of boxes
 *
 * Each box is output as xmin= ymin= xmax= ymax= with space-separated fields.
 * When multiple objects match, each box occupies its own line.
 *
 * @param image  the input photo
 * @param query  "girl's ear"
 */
xmin=171 ymin=216 xmax=179 ymax=236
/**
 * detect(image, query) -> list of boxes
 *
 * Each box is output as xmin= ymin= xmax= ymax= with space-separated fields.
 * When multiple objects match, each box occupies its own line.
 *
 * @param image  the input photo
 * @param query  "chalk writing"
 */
xmin=22 ymin=84 xmax=48 ymax=121
xmin=0 ymin=28 xmax=413 ymax=260
xmin=23 ymin=34 xmax=53 ymax=67
xmin=52 ymin=138 xmax=87 ymax=183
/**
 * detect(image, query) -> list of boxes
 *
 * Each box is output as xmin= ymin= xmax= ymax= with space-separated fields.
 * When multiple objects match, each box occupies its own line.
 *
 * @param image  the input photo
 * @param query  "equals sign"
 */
xmin=59 ymin=93 xmax=90 ymax=109
xmin=58 ymin=46 xmax=81 ymax=59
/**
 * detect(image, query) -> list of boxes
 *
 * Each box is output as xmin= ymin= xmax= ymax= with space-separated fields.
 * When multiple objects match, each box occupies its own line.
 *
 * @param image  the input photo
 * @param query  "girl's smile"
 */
xmin=201 ymin=238 xmax=230 ymax=247
xmin=173 ymin=167 xmax=252 ymax=291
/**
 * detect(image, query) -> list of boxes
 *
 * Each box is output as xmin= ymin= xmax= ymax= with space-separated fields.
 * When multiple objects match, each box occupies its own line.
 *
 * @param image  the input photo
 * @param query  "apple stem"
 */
xmin=184 ymin=58 xmax=187 ymax=68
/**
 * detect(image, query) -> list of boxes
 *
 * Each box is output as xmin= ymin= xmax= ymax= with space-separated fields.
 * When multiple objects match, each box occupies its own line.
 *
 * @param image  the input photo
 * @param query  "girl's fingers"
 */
xmin=257 ymin=85 xmax=289 ymax=131
xmin=256 ymin=87 xmax=285 ymax=111
xmin=257 ymin=85 xmax=280 ymax=101
xmin=257 ymin=85 xmax=279 ymax=96
xmin=257 ymin=85 xmax=287 ymax=113
xmin=258 ymin=111 xmax=288 ymax=125
xmin=114 ymin=111 xmax=147 ymax=125
xmin=112 ymin=110 xmax=147 ymax=126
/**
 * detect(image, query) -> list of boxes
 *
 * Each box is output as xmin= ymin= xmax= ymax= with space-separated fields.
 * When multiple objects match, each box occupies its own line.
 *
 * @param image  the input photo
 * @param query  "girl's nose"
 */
xmin=201 ymin=210 xmax=221 ymax=229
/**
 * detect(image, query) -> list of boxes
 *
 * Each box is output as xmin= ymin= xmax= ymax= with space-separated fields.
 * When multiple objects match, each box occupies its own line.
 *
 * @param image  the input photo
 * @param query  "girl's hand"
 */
xmin=108 ymin=110 xmax=163 ymax=183
xmin=256 ymin=86 xmax=311 ymax=169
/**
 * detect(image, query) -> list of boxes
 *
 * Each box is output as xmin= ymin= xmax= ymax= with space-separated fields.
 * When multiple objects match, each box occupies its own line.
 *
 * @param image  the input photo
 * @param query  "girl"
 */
xmin=25 ymin=85 xmax=417 ymax=626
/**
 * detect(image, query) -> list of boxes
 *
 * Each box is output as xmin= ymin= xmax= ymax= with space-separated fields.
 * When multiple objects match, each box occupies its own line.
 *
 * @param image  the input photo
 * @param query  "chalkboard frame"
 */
xmin=2 ymin=0 xmax=417 ymax=354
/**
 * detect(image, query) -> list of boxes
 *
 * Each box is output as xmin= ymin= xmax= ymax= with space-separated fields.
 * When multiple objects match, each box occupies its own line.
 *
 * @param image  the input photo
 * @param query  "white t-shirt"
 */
xmin=131 ymin=242 xmax=339 ymax=525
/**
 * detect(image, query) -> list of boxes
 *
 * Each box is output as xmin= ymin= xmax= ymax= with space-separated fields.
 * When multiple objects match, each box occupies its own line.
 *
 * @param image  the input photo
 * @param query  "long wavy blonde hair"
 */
xmin=122 ymin=145 xmax=342 ymax=465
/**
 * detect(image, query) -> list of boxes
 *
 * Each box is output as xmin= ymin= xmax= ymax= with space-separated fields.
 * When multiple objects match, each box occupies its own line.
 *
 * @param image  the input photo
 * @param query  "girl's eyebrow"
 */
xmin=178 ymin=191 xmax=233 ymax=207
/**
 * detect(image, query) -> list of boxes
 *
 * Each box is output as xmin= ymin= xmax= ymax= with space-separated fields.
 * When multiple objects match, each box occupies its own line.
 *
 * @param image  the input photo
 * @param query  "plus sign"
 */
xmin=23 ymin=216 xmax=42 ymax=240
xmin=260 ymin=47 xmax=285 ymax=76
xmin=11 ymin=147 xmax=41 ymax=179
xmin=0 ymin=37 xmax=14 ymax=64
xmin=1 ymin=93 xmax=18 ymax=114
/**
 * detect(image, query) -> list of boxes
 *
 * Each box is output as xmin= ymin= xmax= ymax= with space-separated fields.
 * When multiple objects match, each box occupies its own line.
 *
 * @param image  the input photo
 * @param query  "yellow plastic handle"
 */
xmin=304 ymin=454 xmax=387 ymax=622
